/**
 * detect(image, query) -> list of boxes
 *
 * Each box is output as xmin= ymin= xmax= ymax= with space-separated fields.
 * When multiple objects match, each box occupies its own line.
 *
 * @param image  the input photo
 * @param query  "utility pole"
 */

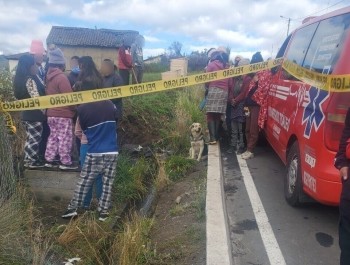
xmin=280 ymin=16 xmax=292 ymax=37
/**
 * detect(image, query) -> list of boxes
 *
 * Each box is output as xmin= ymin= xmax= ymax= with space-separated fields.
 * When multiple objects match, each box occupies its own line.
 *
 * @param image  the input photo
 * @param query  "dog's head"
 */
xmin=190 ymin=123 xmax=203 ymax=137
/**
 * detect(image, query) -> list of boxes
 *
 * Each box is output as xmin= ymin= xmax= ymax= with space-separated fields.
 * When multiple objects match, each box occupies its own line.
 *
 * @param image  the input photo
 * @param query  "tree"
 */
xmin=168 ymin=41 xmax=183 ymax=57
xmin=187 ymin=50 xmax=208 ymax=72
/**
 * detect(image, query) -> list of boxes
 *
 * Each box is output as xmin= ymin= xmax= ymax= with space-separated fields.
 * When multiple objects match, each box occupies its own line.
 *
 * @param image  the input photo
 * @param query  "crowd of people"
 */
xmin=13 ymin=38 xmax=144 ymax=221
xmin=204 ymin=47 xmax=271 ymax=160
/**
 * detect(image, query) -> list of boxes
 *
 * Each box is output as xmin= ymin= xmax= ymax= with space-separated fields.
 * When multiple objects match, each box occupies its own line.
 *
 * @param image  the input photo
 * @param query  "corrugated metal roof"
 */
xmin=46 ymin=26 xmax=139 ymax=48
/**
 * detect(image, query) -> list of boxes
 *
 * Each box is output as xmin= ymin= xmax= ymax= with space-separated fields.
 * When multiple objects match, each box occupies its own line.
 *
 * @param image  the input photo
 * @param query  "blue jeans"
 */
xmin=80 ymin=144 xmax=103 ymax=208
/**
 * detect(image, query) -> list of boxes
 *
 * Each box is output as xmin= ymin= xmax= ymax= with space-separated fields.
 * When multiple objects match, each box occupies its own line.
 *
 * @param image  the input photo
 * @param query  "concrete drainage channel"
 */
xmin=26 ymin=144 xmax=231 ymax=263
xmin=206 ymin=142 xmax=233 ymax=265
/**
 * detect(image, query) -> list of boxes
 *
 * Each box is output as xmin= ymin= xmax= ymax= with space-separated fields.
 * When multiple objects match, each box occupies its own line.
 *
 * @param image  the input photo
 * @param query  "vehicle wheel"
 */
xmin=285 ymin=141 xmax=303 ymax=206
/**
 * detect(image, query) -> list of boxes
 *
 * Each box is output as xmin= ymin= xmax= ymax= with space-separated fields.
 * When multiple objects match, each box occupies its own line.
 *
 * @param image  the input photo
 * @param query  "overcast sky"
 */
xmin=0 ymin=0 xmax=349 ymax=60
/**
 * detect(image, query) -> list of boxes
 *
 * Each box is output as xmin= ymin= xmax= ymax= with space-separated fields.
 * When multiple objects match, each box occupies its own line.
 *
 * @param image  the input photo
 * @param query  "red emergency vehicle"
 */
xmin=265 ymin=6 xmax=350 ymax=206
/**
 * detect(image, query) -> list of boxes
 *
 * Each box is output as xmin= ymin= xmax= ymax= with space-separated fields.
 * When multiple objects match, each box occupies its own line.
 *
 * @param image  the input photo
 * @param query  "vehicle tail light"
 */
xmin=324 ymin=110 xmax=347 ymax=151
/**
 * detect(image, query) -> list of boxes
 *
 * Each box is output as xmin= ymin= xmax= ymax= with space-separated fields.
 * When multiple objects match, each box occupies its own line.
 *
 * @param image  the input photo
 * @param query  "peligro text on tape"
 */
xmin=282 ymin=60 xmax=350 ymax=92
xmin=0 ymin=58 xmax=283 ymax=112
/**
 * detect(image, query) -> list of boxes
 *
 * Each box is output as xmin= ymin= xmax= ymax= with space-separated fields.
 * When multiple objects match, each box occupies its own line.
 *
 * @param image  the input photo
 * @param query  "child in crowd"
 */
xmin=75 ymin=56 xmax=105 ymax=209
xmin=75 ymin=117 xmax=103 ymax=209
xmin=228 ymin=58 xmax=252 ymax=154
xmin=62 ymin=56 xmax=118 ymax=221
xmin=101 ymin=59 xmax=124 ymax=121
xmin=14 ymin=55 xmax=46 ymax=168
xmin=45 ymin=48 xmax=77 ymax=170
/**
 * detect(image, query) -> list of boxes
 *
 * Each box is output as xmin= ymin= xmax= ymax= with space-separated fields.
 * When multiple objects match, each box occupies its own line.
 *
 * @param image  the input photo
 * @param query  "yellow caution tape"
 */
xmin=282 ymin=60 xmax=350 ymax=93
xmin=1 ymin=57 xmax=350 ymax=113
xmin=0 ymin=58 xmax=283 ymax=112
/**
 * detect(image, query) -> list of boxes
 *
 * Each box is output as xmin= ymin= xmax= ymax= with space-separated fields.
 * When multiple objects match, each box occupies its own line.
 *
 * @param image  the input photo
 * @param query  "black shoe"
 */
xmin=45 ymin=161 xmax=59 ymax=168
xmin=227 ymin=146 xmax=237 ymax=154
xmin=28 ymin=161 xmax=46 ymax=169
xmin=98 ymin=211 xmax=110 ymax=222
xmin=237 ymin=146 xmax=246 ymax=155
xmin=59 ymin=164 xmax=79 ymax=170
xmin=62 ymin=208 xmax=78 ymax=219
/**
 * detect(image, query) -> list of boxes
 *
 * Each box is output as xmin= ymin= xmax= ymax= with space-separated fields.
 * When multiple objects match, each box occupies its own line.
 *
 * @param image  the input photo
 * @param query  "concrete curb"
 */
xmin=206 ymin=142 xmax=232 ymax=265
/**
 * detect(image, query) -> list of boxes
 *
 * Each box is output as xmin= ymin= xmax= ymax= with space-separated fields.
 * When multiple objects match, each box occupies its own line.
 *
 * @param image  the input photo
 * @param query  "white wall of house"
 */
xmin=8 ymin=59 xmax=18 ymax=73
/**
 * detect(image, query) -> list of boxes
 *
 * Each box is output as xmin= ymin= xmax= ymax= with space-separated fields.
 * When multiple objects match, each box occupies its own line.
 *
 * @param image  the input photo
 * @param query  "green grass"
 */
xmin=169 ymin=204 xmax=186 ymax=217
xmin=113 ymin=154 xmax=154 ymax=203
xmin=192 ymin=176 xmax=207 ymax=221
xmin=165 ymin=155 xmax=196 ymax=181
xmin=142 ymin=72 xmax=162 ymax=82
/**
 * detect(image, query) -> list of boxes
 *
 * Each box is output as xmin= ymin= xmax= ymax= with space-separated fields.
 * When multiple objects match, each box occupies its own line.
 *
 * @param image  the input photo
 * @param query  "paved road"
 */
xmin=222 ymin=144 xmax=340 ymax=265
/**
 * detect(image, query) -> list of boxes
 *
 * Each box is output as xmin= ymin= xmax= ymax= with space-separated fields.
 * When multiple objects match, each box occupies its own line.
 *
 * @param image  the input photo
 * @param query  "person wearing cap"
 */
xmin=227 ymin=58 xmax=252 ymax=154
xmin=44 ymin=48 xmax=77 ymax=170
xmin=29 ymin=40 xmax=49 ymax=162
xmin=205 ymin=48 xmax=233 ymax=144
xmin=30 ymin=40 xmax=46 ymax=84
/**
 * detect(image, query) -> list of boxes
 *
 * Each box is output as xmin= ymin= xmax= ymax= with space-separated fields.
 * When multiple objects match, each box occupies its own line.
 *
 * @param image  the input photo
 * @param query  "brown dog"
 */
xmin=189 ymin=123 xmax=205 ymax=161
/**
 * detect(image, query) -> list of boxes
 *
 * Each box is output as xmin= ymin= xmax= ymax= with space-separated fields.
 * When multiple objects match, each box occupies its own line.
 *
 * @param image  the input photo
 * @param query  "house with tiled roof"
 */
xmin=46 ymin=26 xmax=140 ymax=70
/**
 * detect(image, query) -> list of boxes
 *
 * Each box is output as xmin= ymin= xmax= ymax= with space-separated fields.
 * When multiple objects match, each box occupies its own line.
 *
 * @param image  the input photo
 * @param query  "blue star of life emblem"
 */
xmin=302 ymin=86 xmax=329 ymax=139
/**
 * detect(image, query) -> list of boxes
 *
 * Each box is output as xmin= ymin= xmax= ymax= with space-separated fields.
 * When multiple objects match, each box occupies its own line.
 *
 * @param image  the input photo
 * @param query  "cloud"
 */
xmin=144 ymin=35 xmax=164 ymax=43
xmin=143 ymin=48 xmax=166 ymax=58
xmin=0 ymin=0 xmax=348 ymax=58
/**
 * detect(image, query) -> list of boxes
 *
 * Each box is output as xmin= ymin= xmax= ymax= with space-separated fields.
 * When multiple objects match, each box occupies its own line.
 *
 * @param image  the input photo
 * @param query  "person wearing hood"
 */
xmin=68 ymin=56 xmax=80 ymax=88
xmin=234 ymin=55 xmax=243 ymax=67
xmin=205 ymin=48 xmax=233 ymax=144
xmin=131 ymin=35 xmax=145 ymax=84
xmin=101 ymin=59 xmax=124 ymax=121
xmin=14 ymin=55 xmax=46 ymax=169
xmin=44 ymin=48 xmax=77 ymax=170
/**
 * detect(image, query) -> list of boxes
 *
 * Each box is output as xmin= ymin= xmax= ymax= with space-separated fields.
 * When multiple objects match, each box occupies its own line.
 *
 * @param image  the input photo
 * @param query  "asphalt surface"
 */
xmin=222 ymin=143 xmax=340 ymax=265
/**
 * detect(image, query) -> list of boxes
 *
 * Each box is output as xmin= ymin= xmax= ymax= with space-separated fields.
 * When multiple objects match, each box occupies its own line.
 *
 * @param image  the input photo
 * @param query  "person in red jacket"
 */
xmin=118 ymin=43 xmax=133 ymax=85
xmin=44 ymin=48 xmax=77 ymax=170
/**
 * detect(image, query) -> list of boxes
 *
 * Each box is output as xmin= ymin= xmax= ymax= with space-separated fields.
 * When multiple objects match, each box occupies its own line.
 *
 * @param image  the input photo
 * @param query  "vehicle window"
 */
xmin=276 ymin=35 xmax=292 ymax=59
xmin=272 ymin=35 xmax=292 ymax=75
xmin=303 ymin=13 xmax=350 ymax=74
xmin=282 ymin=22 xmax=318 ymax=80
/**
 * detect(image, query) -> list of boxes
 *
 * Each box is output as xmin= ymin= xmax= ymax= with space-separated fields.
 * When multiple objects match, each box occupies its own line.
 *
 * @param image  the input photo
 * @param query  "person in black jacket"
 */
xmin=335 ymin=107 xmax=350 ymax=265
xmin=68 ymin=56 xmax=80 ymax=88
xmin=14 ymin=55 xmax=46 ymax=169
xmin=101 ymin=59 xmax=124 ymax=121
